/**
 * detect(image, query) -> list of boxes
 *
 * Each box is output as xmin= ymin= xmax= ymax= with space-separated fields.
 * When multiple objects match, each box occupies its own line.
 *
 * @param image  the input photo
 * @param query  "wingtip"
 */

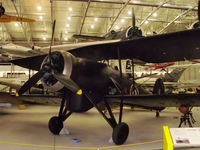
xmin=76 ymin=89 xmax=82 ymax=95
xmin=15 ymin=92 xmax=19 ymax=97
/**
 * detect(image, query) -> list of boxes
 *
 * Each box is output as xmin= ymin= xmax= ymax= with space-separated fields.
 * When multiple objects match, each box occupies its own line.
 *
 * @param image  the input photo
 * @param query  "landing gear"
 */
xmin=85 ymin=92 xmax=129 ymax=145
xmin=112 ymin=122 xmax=129 ymax=145
xmin=0 ymin=6 xmax=5 ymax=16
xmin=48 ymin=116 xmax=63 ymax=135
xmin=153 ymin=78 xmax=165 ymax=117
xmin=48 ymin=96 xmax=72 ymax=135
xmin=156 ymin=111 xmax=160 ymax=118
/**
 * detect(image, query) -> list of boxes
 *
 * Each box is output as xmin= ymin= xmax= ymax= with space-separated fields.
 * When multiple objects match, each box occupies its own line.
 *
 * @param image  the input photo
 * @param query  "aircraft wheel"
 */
xmin=112 ymin=122 xmax=129 ymax=145
xmin=48 ymin=116 xmax=63 ymax=135
xmin=0 ymin=6 xmax=5 ymax=16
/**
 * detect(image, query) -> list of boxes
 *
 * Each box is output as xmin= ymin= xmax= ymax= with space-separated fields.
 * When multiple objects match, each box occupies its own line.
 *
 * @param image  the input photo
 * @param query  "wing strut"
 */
xmin=117 ymin=47 xmax=124 ymax=123
xmin=131 ymin=59 xmax=135 ymax=83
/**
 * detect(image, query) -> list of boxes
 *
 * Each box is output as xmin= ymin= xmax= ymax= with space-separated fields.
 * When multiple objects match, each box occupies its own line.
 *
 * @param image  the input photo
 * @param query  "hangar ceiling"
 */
xmin=0 ymin=0 xmax=198 ymax=47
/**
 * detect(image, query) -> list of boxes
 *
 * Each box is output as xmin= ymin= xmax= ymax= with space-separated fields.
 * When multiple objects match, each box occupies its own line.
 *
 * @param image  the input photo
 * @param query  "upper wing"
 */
xmin=10 ymin=28 xmax=200 ymax=70
xmin=69 ymin=28 xmax=200 ymax=63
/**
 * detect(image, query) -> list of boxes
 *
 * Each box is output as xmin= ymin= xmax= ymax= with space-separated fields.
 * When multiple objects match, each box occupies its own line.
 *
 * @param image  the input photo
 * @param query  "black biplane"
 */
xmin=10 ymin=2 xmax=200 ymax=145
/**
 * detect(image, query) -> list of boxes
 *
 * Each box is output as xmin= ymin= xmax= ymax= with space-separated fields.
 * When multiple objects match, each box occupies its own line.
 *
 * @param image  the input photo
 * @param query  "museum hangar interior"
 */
xmin=1 ymin=0 xmax=200 ymax=150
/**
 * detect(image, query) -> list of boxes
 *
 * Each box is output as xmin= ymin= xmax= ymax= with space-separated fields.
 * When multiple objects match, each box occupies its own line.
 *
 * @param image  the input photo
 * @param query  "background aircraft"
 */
xmin=0 ymin=2 xmax=35 ymax=22
xmin=0 ymin=43 xmax=42 ymax=58
xmin=72 ymin=8 xmax=142 ymax=42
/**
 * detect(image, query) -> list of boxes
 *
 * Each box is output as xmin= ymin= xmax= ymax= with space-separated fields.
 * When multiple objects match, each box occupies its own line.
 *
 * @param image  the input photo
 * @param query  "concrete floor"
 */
xmin=0 ymin=105 xmax=200 ymax=150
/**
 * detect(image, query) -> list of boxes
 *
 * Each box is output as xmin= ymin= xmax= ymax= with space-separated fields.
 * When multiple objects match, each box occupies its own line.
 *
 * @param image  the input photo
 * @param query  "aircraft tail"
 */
xmin=162 ymin=68 xmax=186 ymax=82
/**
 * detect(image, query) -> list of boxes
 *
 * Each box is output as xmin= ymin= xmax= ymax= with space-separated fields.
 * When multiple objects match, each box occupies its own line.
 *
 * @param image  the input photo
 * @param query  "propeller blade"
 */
xmin=132 ymin=7 xmax=135 ymax=28
xmin=198 ymin=0 xmax=200 ymax=22
xmin=53 ymin=73 xmax=81 ymax=94
xmin=17 ymin=70 xmax=44 ymax=95
xmin=48 ymin=20 xmax=56 ymax=63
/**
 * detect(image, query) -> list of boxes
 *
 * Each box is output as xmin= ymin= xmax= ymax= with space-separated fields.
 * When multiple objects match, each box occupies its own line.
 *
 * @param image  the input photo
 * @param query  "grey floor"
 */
xmin=0 ymin=105 xmax=200 ymax=150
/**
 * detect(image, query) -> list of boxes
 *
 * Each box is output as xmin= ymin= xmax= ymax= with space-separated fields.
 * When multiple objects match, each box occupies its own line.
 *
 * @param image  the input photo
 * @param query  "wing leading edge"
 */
xmin=106 ymin=94 xmax=200 ymax=107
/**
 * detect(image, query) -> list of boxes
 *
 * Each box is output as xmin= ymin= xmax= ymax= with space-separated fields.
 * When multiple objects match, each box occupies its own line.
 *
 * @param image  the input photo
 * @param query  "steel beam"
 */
xmin=79 ymin=0 xmax=91 ymax=34
xmin=139 ymin=0 xmax=169 ymax=27
xmin=1 ymin=24 xmax=12 ymax=42
xmin=11 ymin=0 xmax=33 ymax=47
xmin=52 ymin=0 xmax=198 ymax=11
xmin=108 ymin=0 xmax=131 ymax=32
xmin=159 ymin=5 xmax=197 ymax=33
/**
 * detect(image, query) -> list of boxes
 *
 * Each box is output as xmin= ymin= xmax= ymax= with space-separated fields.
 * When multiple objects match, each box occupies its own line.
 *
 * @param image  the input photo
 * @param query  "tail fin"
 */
xmin=162 ymin=68 xmax=186 ymax=82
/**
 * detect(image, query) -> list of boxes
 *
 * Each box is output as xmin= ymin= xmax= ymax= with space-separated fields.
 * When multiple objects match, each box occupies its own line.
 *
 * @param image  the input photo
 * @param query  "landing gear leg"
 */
xmin=156 ymin=111 xmax=160 ymax=118
xmin=48 ymin=96 xmax=72 ymax=135
xmin=85 ymin=92 xmax=129 ymax=145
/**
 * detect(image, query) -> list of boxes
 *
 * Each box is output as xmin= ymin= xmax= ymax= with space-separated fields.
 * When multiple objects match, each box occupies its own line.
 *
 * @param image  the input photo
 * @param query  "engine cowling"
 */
xmin=190 ymin=21 xmax=200 ymax=29
xmin=41 ymin=51 xmax=74 ymax=92
xmin=125 ymin=26 xmax=142 ymax=39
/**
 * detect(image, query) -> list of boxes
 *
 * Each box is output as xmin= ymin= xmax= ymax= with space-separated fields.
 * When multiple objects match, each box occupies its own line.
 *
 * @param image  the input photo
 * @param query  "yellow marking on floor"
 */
xmin=0 ymin=139 xmax=162 ymax=149
xmin=19 ymin=105 xmax=26 ymax=109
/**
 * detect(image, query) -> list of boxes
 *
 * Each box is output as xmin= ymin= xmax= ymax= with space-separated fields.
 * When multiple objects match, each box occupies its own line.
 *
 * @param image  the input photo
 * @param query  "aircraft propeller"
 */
xmin=17 ymin=20 xmax=81 ymax=96
xmin=198 ymin=0 xmax=200 ymax=22
xmin=132 ymin=7 xmax=135 ymax=29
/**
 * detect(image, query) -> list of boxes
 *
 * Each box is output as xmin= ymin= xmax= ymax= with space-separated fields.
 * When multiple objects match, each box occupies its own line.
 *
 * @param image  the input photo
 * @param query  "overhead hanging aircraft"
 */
xmin=9 ymin=1 xmax=200 ymax=145
xmin=0 ymin=2 xmax=35 ymax=22
xmin=72 ymin=8 xmax=142 ymax=41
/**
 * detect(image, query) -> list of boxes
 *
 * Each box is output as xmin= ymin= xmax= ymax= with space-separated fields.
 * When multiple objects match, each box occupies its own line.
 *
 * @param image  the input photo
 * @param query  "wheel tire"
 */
xmin=153 ymin=78 xmax=164 ymax=95
xmin=48 ymin=116 xmax=63 ymax=135
xmin=153 ymin=78 xmax=165 ymax=112
xmin=0 ymin=6 xmax=5 ymax=16
xmin=112 ymin=122 xmax=129 ymax=145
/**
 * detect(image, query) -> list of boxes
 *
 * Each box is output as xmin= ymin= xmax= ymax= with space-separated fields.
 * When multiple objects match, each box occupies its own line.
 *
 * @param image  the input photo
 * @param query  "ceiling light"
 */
xmin=67 ymin=16 xmax=71 ymax=20
xmin=91 ymin=24 xmax=94 ymax=29
xmin=66 ymin=24 xmax=70 ymax=28
xmin=115 ymin=25 xmax=119 ymax=30
xmin=69 ymin=7 xmax=72 ymax=11
xmin=65 ymin=31 xmax=68 ymax=34
xmin=39 ymin=16 xmax=43 ymax=20
xmin=145 ymin=20 xmax=148 ymax=24
xmin=128 ymin=10 xmax=132 ymax=15
xmin=42 ymin=37 xmax=46 ymax=40
xmin=37 ymin=6 xmax=42 ymax=11
xmin=94 ymin=18 xmax=98 ymax=22
xmin=64 ymin=37 xmax=68 ymax=41
xmin=14 ymin=23 xmax=18 ymax=27
xmin=153 ymin=12 xmax=157 ymax=17
xmin=121 ymin=18 xmax=125 ymax=23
